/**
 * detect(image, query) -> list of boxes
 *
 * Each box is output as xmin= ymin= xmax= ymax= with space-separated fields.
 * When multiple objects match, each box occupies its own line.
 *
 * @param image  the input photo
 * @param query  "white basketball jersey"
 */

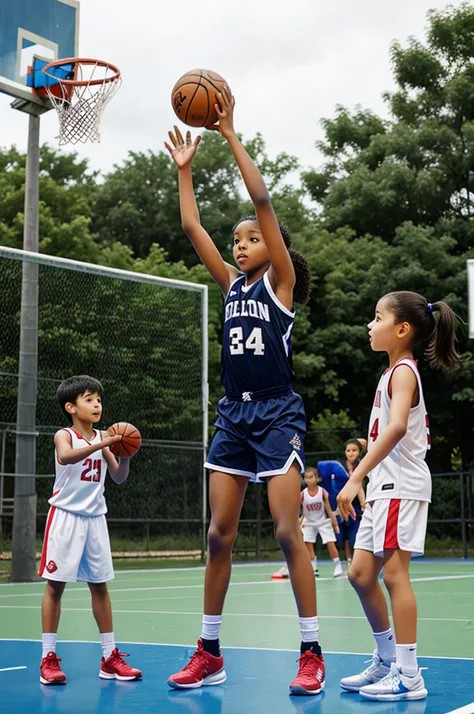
xmin=366 ymin=359 xmax=431 ymax=502
xmin=49 ymin=428 xmax=108 ymax=516
xmin=301 ymin=487 xmax=327 ymax=525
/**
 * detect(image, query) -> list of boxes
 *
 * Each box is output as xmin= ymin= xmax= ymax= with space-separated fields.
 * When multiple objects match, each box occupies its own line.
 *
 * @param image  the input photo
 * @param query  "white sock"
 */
xmin=299 ymin=616 xmax=319 ymax=643
xmin=100 ymin=632 xmax=115 ymax=659
xmin=332 ymin=557 xmax=341 ymax=565
xmin=396 ymin=643 xmax=418 ymax=677
xmin=42 ymin=633 xmax=57 ymax=658
xmin=373 ymin=628 xmax=396 ymax=664
xmin=312 ymin=557 xmax=317 ymax=568
xmin=201 ymin=615 xmax=222 ymax=640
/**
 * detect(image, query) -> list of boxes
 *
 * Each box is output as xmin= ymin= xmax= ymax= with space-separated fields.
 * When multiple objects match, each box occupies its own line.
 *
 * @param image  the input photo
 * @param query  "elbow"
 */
xmin=392 ymin=422 xmax=407 ymax=440
xmin=253 ymin=192 xmax=271 ymax=208
xmin=181 ymin=222 xmax=194 ymax=235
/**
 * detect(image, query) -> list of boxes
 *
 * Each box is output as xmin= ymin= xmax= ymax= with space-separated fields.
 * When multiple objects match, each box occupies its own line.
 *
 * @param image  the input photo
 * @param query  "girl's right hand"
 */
xmin=165 ymin=126 xmax=201 ymax=169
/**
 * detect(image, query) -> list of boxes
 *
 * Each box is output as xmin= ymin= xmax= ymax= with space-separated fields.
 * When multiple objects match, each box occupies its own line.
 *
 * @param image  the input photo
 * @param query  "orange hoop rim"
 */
xmin=41 ymin=57 xmax=121 ymax=87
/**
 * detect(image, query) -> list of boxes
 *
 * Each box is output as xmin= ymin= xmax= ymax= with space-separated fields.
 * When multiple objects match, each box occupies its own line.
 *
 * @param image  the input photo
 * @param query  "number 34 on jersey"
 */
xmin=229 ymin=327 xmax=265 ymax=356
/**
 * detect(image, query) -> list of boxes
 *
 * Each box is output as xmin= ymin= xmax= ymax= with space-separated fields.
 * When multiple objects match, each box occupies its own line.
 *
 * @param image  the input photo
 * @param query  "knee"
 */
xmin=207 ymin=521 xmax=237 ymax=555
xmin=274 ymin=522 xmax=301 ymax=554
xmin=46 ymin=581 xmax=65 ymax=601
xmin=382 ymin=568 xmax=404 ymax=592
xmin=348 ymin=565 xmax=371 ymax=591
xmin=89 ymin=582 xmax=108 ymax=598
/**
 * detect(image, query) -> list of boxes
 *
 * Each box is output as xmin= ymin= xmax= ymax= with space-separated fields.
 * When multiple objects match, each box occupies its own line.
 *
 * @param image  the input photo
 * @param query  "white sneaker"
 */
xmin=360 ymin=662 xmax=428 ymax=701
xmin=333 ymin=561 xmax=345 ymax=578
xmin=340 ymin=650 xmax=392 ymax=692
xmin=271 ymin=564 xmax=289 ymax=579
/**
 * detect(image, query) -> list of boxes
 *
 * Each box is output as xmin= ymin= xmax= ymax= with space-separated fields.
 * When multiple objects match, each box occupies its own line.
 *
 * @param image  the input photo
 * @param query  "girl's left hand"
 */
xmin=207 ymin=85 xmax=235 ymax=138
xmin=337 ymin=482 xmax=359 ymax=521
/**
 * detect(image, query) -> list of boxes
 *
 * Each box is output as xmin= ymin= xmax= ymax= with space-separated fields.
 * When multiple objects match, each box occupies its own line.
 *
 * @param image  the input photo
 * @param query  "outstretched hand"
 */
xmin=207 ymin=85 xmax=236 ymax=138
xmin=164 ymin=126 xmax=201 ymax=169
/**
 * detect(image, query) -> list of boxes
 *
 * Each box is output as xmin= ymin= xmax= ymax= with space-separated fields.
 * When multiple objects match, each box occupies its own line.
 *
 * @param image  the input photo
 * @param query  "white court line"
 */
xmin=0 ymin=666 xmax=27 ymax=672
xmin=1 ymin=559 xmax=472 ymax=586
xmin=445 ymin=704 xmax=474 ymax=714
xmin=1 ymin=638 xmax=473 ymax=661
xmin=0 ymin=572 xmax=473 ymax=600
xmin=0 ymin=605 xmax=470 ymax=624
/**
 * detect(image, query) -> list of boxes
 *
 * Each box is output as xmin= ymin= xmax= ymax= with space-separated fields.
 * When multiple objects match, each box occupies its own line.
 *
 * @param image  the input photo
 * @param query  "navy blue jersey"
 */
xmin=221 ymin=272 xmax=295 ymax=396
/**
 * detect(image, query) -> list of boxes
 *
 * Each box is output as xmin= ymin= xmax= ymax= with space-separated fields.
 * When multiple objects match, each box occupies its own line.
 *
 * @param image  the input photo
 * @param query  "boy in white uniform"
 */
xmin=39 ymin=375 xmax=142 ymax=685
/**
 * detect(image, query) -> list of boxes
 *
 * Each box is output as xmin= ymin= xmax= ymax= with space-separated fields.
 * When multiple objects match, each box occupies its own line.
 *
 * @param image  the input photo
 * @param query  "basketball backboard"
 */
xmin=468 ymin=260 xmax=474 ymax=339
xmin=0 ymin=0 xmax=79 ymax=110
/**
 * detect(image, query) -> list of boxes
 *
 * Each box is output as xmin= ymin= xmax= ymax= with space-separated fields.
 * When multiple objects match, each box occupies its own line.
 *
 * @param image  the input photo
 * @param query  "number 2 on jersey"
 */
xmin=81 ymin=458 xmax=102 ymax=482
xmin=229 ymin=327 xmax=265 ymax=356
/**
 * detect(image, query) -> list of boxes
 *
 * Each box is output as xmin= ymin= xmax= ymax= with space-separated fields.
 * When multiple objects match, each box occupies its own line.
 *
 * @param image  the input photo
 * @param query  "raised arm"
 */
xmin=211 ymin=88 xmax=295 ymax=306
xmin=165 ymin=127 xmax=238 ymax=295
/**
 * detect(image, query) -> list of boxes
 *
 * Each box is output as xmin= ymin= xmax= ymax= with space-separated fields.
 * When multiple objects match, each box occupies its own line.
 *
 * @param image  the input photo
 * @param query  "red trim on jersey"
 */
xmin=387 ymin=361 xmax=420 ymax=403
xmin=69 ymin=427 xmax=97 ymax=445
xmin=38 ymin=507 xmax=57 ymax=576
xmin=384 ymin=499 xmax=400 ymax=549
xmin=51 ymin=489 xmax=60 ymax=497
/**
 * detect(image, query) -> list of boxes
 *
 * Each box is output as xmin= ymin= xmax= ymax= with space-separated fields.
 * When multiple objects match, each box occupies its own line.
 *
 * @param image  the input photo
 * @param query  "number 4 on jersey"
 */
xmin=369 ymin=418 xmax=379 ymax=442
xmin=229 ymin=327 xmax=265 ymax=356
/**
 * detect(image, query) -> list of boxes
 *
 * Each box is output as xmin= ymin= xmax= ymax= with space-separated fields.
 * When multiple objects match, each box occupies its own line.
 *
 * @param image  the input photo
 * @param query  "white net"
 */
xmin=43 ymin=60 xmax=122 ymax=145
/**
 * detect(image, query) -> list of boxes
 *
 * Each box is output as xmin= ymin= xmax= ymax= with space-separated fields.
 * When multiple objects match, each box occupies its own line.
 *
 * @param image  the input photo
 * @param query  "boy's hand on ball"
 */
xmin=165 ymin=126 xmax=201 ymax=168
xmin=207 ymin=86 xmax=235 ymax=137
xmin=103 ymin=433 xmax=122 ymax=448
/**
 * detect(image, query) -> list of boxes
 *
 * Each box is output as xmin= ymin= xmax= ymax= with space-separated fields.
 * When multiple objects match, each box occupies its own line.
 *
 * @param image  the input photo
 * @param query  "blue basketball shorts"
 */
xmin=205 ymin=390 xmax=306 ymax=483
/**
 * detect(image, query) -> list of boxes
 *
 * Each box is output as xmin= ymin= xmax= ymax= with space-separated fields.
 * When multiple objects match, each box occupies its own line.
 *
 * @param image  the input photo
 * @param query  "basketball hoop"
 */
xmin=39 ymin=58 xmax=121 ymax=145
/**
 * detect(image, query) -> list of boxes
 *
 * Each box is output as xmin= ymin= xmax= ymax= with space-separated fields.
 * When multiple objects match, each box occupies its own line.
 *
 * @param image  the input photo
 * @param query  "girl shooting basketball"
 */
xmin=337 ymin=292 xmax=460 ymax=702
xmin=164 ymin=86 xmax=324 ymax=695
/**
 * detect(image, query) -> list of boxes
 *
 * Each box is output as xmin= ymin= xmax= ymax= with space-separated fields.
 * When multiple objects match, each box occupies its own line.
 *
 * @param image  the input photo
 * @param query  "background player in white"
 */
xmin=301 ymin=467 xmax=344 ymax=578
xmin=272 ymin=466 xmax=343 ymax=579
xmin=39 ymin=375 xmax=142 ymax=685
xmin=337 ymin=292 xmax=460 ymax=702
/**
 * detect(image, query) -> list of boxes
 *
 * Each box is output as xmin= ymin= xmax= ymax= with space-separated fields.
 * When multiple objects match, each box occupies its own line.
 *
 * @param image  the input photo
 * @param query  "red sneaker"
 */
xmin=99 ymin=648 xmax=142 ymax=681
xmin=40 ymin=651 xmax=67 ymax=685
xmin=289 ymin=650 xmax=325 ymax=695
xmin=168 ymin=639 xmax=226 ymax=689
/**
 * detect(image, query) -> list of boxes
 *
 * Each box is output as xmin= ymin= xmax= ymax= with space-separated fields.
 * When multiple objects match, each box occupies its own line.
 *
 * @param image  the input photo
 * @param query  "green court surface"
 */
xmin=0 ymin=559 xmax=473 ymax=658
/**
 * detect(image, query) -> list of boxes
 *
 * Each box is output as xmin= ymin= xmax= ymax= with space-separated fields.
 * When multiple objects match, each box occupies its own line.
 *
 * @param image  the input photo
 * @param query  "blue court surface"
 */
xmin=1 ymin=640 xmax=473 ymax=714
xmin=1 ymin=561 xmax=473 ymax=714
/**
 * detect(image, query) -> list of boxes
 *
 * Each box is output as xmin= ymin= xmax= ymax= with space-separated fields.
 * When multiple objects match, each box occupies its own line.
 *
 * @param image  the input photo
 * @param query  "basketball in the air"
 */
xmin=171 ymin=69 xmax=228 ymax=128
xmin=107 ymin=422 xmax=142 ymax=458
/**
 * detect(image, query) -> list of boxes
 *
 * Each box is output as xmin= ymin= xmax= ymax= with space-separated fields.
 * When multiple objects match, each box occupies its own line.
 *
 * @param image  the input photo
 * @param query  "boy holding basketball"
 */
xmin=39 ymin=375 xmax=142 ymax=685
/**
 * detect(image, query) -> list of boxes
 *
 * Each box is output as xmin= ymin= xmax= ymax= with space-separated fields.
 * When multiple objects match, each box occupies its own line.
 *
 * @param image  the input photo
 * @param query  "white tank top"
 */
xmin=301 ymin=487 xmax=328 ymax=525
xmin=366 ymin=359 xmax=431 ymax=502
xmin=49 ymin=428 xmax=108 ymax=516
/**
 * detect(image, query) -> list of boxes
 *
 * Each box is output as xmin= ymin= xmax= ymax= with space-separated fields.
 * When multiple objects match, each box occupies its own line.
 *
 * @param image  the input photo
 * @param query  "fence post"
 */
xmin=459 ymin=472 xmax=468 ymax=559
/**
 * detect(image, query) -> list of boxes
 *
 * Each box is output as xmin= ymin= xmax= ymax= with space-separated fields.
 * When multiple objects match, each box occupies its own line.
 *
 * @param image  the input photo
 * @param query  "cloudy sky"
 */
xmin=0 ymin=0 xmax=464 ymax=177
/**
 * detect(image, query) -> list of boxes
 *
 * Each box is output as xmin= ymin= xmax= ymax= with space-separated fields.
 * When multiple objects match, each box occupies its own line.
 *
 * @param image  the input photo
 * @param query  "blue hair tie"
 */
xmin=427 ymin=303 xmax=433 ymax=313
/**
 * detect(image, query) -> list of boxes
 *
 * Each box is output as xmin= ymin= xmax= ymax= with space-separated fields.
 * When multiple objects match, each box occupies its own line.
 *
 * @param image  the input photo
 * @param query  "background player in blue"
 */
xmin=164 ymin=86 xmax=324 ymax=695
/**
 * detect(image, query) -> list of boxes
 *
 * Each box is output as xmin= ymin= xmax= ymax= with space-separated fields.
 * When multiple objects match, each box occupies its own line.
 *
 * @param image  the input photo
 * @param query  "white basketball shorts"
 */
xmin=354 ymin=499 xmax=429 ymax=558
xmin=38 ymin=507 xmax=114 ymax=583
xmin=301 ymin=519 xmax=336 ymax=545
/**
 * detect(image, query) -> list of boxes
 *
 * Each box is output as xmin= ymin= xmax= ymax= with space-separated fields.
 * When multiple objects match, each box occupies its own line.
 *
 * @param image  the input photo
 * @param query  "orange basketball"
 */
xmin=107 ymin=422 xmax=142 ymax=458
xmin=171 ymin=69 xmax=229 ymax=127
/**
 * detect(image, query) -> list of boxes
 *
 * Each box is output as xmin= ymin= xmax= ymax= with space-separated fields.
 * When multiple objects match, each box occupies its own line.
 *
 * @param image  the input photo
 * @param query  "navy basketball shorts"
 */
xmin=205 ymin=390 xmax=306 ymax=483
xmin=336 ymin=510 xmax=362 ymax=548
